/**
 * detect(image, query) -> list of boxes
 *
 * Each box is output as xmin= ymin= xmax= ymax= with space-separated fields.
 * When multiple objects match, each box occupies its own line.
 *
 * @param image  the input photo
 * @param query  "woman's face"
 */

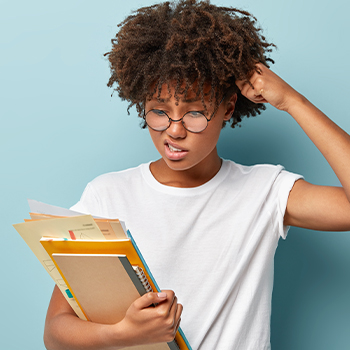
xmin=145 ymin=83 xmax=236 ymax=177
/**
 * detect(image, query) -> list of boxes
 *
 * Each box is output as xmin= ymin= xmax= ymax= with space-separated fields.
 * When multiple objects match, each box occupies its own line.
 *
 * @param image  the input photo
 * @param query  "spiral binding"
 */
xmin=133 ymin=266 xmax=154 ymax=293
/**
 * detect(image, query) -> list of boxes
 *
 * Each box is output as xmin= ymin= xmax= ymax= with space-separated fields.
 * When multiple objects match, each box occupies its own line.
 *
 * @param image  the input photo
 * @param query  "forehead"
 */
xmin=149 ymin=80 xmax=213 ymax=104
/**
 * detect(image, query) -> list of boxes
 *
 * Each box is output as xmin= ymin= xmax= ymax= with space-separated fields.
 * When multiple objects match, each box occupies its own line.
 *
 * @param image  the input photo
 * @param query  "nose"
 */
xmin=166 ymin=118 xmax=187 ymax=139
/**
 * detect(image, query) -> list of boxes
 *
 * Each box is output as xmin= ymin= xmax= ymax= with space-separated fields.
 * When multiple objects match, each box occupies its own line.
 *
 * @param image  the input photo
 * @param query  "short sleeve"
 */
xmin=272 ymin=170 xmax=303 ymax=239
xmin=70 ymin=183 xmax=102 ymax=216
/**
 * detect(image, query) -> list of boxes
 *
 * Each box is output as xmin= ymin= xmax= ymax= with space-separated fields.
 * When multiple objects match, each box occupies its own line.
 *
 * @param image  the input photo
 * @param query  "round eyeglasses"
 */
xmin=144 ymin=95 xmax=226 ymax=133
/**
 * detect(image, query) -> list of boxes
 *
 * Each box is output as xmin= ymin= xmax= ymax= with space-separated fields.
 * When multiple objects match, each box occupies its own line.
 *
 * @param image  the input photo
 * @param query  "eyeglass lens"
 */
xmin=145 ymin=110 xmax=208 ymax=133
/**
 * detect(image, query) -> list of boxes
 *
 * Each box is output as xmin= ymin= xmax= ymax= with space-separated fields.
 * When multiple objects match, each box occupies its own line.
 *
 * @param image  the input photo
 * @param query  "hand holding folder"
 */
xmin=49 ymin=251 xmax=183 ymax=350
xmin=118 ymin=289 xmax=183 ymax=348
xmin=13 ymin=200 xmax=192 ymax=350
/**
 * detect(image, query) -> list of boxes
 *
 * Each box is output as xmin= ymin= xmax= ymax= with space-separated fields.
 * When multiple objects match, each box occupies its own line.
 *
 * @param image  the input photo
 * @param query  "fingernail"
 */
xmin=157 ymin=292 xmax=167 ymax=298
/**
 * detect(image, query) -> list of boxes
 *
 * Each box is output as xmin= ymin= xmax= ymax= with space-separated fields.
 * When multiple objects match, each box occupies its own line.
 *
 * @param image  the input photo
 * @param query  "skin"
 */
xmin=44 ymin=64 xmax=350 ymax=349
xmin=147 ymin=83 xmax=237 ymax=188
xmin=235 ymin=64 xmax=350 ymax=230
xmin=44 ymin=288 xmax=182 ymax=350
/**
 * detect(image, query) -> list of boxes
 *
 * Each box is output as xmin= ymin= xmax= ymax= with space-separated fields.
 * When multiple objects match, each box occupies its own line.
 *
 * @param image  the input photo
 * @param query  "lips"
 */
xmin=164 ymin=140 xmax=188 ymax=160
xmin=164 ymin=140 xmax=187 ymax=151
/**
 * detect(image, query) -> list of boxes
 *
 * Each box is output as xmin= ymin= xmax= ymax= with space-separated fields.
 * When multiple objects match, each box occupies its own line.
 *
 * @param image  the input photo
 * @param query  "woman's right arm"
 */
xmin=44 ymin=285 xmax=182 ymax=350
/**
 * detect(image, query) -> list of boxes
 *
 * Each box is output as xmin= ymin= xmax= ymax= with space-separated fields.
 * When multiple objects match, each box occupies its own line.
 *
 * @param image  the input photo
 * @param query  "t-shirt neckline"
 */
xmin=141 ymin=159 xmax=231 ymax=196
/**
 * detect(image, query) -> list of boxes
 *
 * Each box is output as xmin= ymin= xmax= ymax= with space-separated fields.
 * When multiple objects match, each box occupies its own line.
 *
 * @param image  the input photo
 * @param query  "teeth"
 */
xmin=168 ymin=144 xmax=182 ymax=152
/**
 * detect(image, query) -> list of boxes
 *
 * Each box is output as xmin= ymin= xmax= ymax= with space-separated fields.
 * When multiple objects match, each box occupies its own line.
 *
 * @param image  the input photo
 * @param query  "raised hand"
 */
xmin=237 ymin=65 xmax=350 ymax=234
xmin=235 ymin=63 xmax=302 ymax=113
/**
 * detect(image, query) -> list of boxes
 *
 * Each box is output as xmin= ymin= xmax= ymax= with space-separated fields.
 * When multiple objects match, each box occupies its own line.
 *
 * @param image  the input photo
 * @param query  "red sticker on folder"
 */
xmin=68 ymin=230 xmax=76 ymax=240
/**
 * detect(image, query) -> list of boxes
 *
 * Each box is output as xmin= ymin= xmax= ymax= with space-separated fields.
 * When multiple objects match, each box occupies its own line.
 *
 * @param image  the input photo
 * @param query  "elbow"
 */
xmin=43 ymin=325 xmax=55 ymax=350
xmin=43 ymin=317 xmax=61 ymax=350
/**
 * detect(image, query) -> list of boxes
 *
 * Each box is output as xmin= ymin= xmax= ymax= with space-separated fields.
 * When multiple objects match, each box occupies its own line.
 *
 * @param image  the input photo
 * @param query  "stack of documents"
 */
xmin=13 ymin=200 xmax=191 ymax=350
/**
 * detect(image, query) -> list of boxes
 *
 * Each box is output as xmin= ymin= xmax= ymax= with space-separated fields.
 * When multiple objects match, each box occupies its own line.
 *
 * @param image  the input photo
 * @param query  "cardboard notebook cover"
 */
xmin=53 ymin=253 xmax=178 ymax=350
xmin=41 ymin=238 xmax=191 ymax=350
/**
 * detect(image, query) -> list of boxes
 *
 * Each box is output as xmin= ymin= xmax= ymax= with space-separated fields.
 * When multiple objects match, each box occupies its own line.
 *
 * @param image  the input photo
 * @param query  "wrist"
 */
xmin=284 ymin=91 xmax=309 ymax=116
xmin=100 ymin=323 xmax=128 ymax=349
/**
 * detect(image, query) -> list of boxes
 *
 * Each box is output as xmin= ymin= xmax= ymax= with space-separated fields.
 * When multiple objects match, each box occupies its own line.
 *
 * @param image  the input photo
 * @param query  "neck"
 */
xmin=150 ymin=149 xmax=222 ymax=188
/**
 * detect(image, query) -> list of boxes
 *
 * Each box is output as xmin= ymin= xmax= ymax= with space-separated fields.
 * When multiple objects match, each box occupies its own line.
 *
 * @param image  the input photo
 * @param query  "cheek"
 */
xmin=148 ymin=130 xmax=163 ymax=151
xmin=203 ymin=123 xmax=224 ymax=144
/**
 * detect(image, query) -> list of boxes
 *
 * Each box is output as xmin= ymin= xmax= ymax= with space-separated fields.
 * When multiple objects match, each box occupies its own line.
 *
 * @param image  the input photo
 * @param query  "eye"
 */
xmin=151 ymin=109 xmax=167 ymax=117
xmin=186 ymin=111 xmax=205 ymax=118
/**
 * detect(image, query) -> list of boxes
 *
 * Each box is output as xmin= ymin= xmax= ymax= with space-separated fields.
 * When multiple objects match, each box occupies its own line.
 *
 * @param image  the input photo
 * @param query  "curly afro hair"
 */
xmin=105 ymin=0 xmax=275 ymax=128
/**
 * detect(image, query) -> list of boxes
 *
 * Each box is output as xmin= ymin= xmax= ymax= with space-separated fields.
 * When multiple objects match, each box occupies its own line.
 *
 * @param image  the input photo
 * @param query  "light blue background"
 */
xmin=1 ymin=0 xmax=349 ymax=349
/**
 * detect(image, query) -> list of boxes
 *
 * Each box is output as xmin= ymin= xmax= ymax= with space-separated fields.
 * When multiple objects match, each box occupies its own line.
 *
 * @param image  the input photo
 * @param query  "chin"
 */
xmin=163 ymin=157 xmax=200 ymax=172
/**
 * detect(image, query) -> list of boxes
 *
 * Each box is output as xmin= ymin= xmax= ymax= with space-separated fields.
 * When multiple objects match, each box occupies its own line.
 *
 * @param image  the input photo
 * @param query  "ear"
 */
xmin=223 ymin=93 xmax=238 ymax=121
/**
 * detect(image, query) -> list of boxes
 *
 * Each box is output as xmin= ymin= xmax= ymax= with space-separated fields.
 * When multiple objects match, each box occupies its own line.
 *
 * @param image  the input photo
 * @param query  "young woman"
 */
xmin=44 ymin=1 xmax=350 ymax=349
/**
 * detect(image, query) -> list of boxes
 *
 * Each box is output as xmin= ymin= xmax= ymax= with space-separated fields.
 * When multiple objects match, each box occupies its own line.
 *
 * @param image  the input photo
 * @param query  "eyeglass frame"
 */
xmin=143 ymin=94 xmax=227 ymax=134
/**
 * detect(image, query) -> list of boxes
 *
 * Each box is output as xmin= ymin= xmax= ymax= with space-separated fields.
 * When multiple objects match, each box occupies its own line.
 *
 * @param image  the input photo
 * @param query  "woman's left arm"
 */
xmin=236 ymin=63 xmax=350 ymax=231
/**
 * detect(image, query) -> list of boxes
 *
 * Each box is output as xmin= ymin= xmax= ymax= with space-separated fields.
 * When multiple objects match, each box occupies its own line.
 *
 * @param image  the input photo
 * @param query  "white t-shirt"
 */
xmin=71 ymin=159 xmax=302 ymax=350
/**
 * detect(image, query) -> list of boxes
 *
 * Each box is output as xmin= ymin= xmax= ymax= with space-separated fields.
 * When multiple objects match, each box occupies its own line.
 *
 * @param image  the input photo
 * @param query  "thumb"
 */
xmin=134 ymin=291 xmax=168 ymax=309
